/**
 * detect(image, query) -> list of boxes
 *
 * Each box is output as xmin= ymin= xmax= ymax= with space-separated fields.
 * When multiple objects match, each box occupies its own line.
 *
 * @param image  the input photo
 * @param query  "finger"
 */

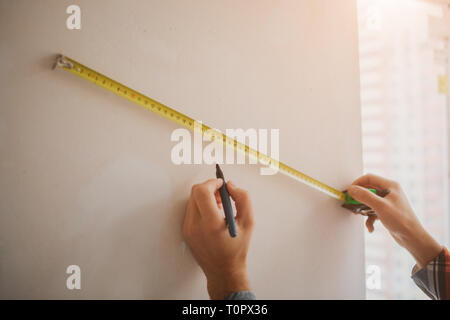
xmin=182 ymin=197 xmax=198 ymax=237
xmin=365 ymin=215 xmax=377 ymax=233
xmin=214 ymin=190 xmax=223 ymax=210
xmin=351 ymin=173 xmax=393 ymax=190
xmin=347 ymin=185 xmax=389 ymax=214
xmin=192 ymin=178 xmax=224 ymax=223
xmin=227 ymin=180 xmax=254 ymax=229
xmin=200 ymin=178 xmax=224 ymax=193
xmin=186 ymin=190 xmax=201 ymax=216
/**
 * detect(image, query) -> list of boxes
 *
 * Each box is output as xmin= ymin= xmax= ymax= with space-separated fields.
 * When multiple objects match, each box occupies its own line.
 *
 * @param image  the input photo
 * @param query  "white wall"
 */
xmin=0 ymin=0 xmax=365 ymax=299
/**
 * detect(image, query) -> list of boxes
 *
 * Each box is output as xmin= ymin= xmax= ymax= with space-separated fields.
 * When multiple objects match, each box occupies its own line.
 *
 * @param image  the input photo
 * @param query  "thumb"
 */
xmin=226 ymin=180 xmax=254 ymax=229
xmin=347 ymin=185 xmax=388 ymax=213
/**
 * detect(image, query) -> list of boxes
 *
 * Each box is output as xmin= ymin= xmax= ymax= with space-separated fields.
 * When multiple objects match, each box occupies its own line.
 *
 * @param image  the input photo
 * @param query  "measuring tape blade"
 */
xmin=54 ymin=54 xmax=346 ymax=202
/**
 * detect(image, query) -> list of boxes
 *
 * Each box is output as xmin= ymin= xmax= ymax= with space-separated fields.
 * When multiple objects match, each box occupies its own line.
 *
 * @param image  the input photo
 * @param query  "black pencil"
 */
xmin=215 ymin=164 xmax=237 ymax=238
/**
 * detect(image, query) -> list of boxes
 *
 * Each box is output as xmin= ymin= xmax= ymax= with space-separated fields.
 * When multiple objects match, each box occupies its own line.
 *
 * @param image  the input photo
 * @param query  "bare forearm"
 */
xmin=207 ymin=270 xmax=251 ymax=300
xmin=403 ymin=227 xmax=442 ymax=269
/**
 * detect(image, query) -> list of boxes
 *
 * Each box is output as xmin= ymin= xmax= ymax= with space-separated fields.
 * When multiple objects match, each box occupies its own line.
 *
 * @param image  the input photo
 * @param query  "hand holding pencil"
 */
xmin=182 ymin=177 xmax=255 ymax=299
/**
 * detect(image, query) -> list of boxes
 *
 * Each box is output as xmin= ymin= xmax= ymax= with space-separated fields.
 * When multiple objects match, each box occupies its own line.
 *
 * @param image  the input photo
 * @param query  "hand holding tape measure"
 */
xmin=53 ymin=54 xmax=389 ymax=222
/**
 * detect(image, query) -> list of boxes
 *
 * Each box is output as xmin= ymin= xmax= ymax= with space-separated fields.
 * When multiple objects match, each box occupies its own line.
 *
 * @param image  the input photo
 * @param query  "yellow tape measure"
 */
xmin=54 ymin=54 xmax=346 ymax=202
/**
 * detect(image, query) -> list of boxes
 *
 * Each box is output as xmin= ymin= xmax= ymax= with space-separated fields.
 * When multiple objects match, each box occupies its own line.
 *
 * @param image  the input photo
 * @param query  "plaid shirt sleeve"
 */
xmin=411 ymin=247 xmax=450 ymax=300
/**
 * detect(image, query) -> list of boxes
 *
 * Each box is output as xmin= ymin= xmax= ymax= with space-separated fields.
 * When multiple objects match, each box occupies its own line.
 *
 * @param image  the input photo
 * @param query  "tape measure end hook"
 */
xmin=53 ymin=54 xmax=73 ymax=70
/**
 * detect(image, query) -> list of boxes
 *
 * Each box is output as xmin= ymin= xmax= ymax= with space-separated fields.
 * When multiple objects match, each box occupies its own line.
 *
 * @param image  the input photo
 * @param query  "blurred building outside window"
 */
xmin=357 ymin=0 xmax=450 ymax=299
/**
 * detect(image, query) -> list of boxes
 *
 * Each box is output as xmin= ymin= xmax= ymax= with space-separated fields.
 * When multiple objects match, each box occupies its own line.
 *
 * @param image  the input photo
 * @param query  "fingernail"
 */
xmin=227 ymin=180 xmax=234 ymax=187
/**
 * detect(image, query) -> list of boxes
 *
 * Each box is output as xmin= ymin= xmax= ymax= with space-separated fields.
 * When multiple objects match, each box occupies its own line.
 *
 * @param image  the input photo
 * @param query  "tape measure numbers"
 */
xmin=54 ymin=55 xmax=348 ymax=203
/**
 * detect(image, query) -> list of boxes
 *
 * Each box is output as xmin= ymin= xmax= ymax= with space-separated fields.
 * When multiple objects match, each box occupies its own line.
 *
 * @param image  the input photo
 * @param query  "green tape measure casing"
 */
xmin=344 ymin=188 xmax=376 ymax=205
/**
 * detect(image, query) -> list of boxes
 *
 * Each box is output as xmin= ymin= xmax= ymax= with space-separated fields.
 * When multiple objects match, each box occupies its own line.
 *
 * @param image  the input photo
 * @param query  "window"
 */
xmin=357 ymin=0 xmax=450 ymax=299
